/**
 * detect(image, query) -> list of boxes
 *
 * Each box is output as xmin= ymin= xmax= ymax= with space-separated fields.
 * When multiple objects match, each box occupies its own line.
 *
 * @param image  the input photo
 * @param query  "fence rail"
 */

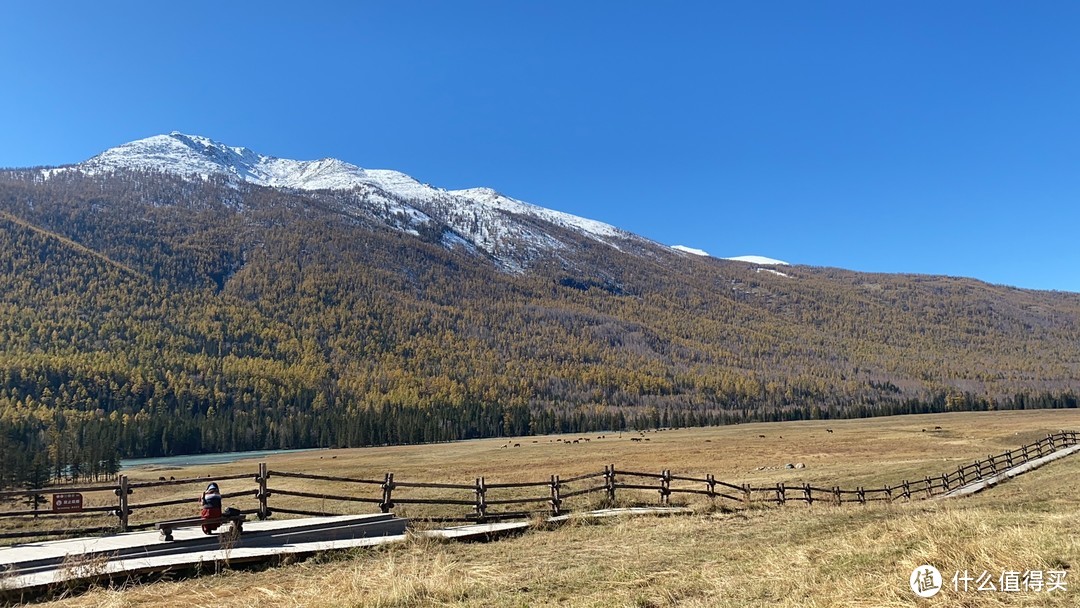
xmin=1 ymin=431 xmax=1076 ymax=541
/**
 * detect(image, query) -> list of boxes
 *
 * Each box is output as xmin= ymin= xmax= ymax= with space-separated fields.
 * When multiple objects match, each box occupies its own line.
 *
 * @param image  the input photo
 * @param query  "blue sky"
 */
xmin=2 ymin=2 xmax=1079 ymax=292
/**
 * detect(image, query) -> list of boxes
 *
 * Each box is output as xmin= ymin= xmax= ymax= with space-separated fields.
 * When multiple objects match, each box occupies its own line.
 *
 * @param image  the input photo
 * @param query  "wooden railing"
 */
xmin=1 ymin=431 xmax=1076 ymax=541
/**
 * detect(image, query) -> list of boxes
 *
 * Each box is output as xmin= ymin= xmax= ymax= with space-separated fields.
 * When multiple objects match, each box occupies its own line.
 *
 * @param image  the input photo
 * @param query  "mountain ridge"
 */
xmin=1 ymin=136 xmax=1078 ymax=479
xmin=44 ymin=132 xmax=784 ymax=275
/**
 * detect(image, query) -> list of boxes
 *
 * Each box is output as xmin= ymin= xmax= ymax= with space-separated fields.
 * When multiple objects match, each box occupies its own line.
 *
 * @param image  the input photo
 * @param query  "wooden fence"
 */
xmin=0 ymin=431 xmax=1076 ymax=541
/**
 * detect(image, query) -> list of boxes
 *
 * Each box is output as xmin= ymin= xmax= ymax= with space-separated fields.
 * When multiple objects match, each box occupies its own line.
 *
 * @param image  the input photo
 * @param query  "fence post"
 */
xmin=857 ymin=486 xmax=866 ymax=505
xmin=550 ymin=475 xmax=561 ymax=516
xmin=474 ymin=477 xmax=487 ymax=521
xmin=115 ymin=475 xmax=131 ymax=532
xmin=1022 ymin=444 xmax=1030 ymax=463
xmin=776 ymin=483 xmax=786 ymax=506
xmin=380 ymin=473 xmax=395 ymax=513
xmin=660 ymin=470 xmax=671 ymax=506
xmin=1048 ymin=433 xmax=1057 ymax=452
xmin=803 ymin=483 xmax=813 ymax=506
xmin=706 ymin=474 xmax=716 ymax=503
xmin=605 ymin=465 xmax=617 ymax=506
xmin=988 ymin=455 xmax=998 ymax=475
xmin=743 ymin=483 xmax=752 ymax=506
xmin=832 ymin=486 xmax=841 ymax=506
xmin=975 ymin=460 xmax=984 ymax=479
xmin=885 ymin=484 xmax=893 ymax=502
xmin=1005 ymin=450 xmax=1014 ymax=468
xmin=256 ymin=462 xmax=270 ymax=520
xmin=924 ymin=476 xmax=933 ymax=498
xmin=902 ymin=480 xmax=910 ymax=501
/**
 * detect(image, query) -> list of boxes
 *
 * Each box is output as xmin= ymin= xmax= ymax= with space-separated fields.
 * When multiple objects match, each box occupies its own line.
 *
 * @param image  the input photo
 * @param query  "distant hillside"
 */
xmin=1 ymin=135 xmax=1078 ymax=486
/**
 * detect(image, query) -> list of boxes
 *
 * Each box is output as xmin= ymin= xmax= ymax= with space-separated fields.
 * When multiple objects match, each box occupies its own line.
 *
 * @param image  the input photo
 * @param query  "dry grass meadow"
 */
xmin=21 ymin=409 xmax=1080 ymax=606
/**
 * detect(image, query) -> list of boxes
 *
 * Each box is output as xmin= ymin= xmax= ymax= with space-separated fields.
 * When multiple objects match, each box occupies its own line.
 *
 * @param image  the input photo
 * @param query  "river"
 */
xmin=120 ymin=447 xmax=320 ymax=470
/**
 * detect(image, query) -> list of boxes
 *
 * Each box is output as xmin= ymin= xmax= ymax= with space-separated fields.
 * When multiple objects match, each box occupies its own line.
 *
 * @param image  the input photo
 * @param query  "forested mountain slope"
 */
xmin=1 ymin=140 xmax=1078 ymax=485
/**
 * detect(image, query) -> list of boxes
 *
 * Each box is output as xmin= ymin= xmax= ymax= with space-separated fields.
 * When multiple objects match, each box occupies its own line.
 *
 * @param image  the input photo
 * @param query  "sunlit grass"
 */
xmin=18 ymin=409 xmax=1080 ymax=606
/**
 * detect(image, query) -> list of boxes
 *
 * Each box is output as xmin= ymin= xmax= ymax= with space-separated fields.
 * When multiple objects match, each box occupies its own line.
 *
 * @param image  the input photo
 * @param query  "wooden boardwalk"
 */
xmin=939 ymin=443 xmax=1080 ymax=499
xmin=0 ymin=507 xmax=690 ymax=598
xmin=0 ymin=513 xmax=407 ymax=596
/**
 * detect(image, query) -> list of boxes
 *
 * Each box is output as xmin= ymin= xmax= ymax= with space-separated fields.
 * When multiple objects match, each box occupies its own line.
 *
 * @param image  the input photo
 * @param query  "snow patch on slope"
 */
xmin=450 ymin=188 xmax=628 ymax=241
xmin=671 ymin=245 xmax=710 ymax=257
xmin=723 ymin=255 xmax=790 ymax=266
xmin=756 ymin=268 xmax=791 ymax=278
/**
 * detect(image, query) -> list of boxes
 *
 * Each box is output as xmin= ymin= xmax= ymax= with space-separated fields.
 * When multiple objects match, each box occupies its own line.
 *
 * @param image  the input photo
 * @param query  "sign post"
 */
xmin=52 ymin=492 xmax=83 ymax=513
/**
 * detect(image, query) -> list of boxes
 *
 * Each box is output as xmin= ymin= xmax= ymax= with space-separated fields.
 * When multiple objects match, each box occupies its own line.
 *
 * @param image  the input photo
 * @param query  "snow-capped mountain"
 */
xmin=59 ymin=132 xmax=658 ymax=272
xmin=79 ymin=132 xmax=386 ymax=191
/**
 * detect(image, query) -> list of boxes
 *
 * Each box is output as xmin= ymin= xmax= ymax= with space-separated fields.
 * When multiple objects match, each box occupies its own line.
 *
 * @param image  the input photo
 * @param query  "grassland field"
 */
xmin=14 ymin=409 xmax=1080 ymax=606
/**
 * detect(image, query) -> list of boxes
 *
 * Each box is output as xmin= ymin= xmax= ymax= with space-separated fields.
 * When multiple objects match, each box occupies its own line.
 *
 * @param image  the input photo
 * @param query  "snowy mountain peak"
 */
xmin=79 ymin=132 xmax=375 ymax=190
xmin=167 ymin=131 xmax=251 ymax=157
xmin=54 ymin=133 xmax=688 ymax=272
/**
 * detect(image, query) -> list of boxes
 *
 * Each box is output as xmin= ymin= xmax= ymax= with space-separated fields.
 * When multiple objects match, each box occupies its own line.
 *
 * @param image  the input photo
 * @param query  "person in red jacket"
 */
xmin=199 ymin=482 xmax=223 ymax=534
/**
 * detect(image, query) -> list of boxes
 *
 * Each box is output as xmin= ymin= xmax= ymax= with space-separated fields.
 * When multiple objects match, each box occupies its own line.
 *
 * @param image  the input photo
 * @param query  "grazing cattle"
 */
xmin=631 ymin=437 xmax=642 ymax=442
xmin=584 ymin=438 xmax=590 ymax=443
xmin=158 ymin=476 xmax=166 ymax=481
xmin=644 ymin=438 xmax=651 ymax=441
xmin=758 ymin=435 xmax=766 ymax=438
xmin=826 ymin=429 xmax=834 ymax=433
xmin=573 ymin=439 xmax=580 ymax=444
xmin=934 ymin=426 xmax=942 ymax=430
xmin=169 ymin=476 xmax=175 ymax=481
xmin=705 ymin=440 xmax=712 ymax=443
xmin=514 ymin=443 xmax=521 ymax=448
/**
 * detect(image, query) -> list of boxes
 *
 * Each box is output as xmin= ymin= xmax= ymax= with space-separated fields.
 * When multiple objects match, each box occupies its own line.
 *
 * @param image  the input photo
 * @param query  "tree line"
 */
xmin=1 ymin=169 xmax=1080 ymax=489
